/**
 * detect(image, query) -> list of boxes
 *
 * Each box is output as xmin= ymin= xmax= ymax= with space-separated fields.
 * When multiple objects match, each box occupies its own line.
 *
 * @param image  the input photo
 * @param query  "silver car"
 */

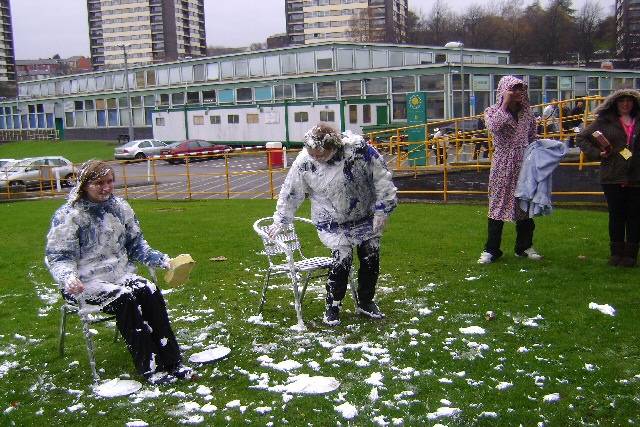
xmin=114 ymin=139 xmax=168 ymax=160
xmin=0 ymin=156 xmax=77 ymax=190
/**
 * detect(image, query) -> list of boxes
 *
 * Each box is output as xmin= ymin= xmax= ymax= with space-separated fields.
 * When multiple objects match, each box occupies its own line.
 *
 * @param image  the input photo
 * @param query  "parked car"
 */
xmin=0 ymin=156 xmax=76 ymax=190
xmin=114 ymin=139 xmax=168 ymax=160
xmin=160 ymin=139 xmax=232 ymax=164
xmin=0 ymin=158 xmax=16 ymax=170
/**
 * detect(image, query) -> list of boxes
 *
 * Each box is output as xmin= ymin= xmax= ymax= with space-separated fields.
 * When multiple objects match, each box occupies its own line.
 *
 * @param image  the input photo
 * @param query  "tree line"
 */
xmin=353 ymin=0 xmax=617 ymax=67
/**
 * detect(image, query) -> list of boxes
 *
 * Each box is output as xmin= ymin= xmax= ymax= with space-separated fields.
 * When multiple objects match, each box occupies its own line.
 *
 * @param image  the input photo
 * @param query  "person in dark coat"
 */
xmin=576 ymin=89 xmax=640 ymax=267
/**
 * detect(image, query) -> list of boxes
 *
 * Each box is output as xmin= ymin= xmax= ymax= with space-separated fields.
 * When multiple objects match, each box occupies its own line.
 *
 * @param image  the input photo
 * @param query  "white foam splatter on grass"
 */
xmin=588 ymin=302 xmax=615 ymax=316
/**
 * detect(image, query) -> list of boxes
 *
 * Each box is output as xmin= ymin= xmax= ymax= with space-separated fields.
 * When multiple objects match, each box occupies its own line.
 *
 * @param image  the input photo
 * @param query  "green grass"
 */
xmin=0 ymin=140 xmax=116 ymax=163
xmin=0 ymin=199 xmax=638 ymax=425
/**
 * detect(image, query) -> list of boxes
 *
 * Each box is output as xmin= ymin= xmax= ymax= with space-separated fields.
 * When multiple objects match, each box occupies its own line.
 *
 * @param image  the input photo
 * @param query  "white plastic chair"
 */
xmin=253 ymin=216 xmax=357 ymax=329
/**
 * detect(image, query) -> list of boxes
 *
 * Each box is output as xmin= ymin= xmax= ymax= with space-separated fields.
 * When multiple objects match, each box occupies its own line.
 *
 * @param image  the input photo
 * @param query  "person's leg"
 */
xmin=133 ymin=281 xmax=182 ymax=371
xmin=483 ymin=218 xmax=504 ymax=259
xmin=356 ymin=238 xmax=380 ymax=305
xmin=515 ymin=218 xmax=535 ymax=255
xmin=602 ymin=184 xmax=627 ymax=265
xmin=620 ymin=186 xmax=640 ymax=267
xmin=326 ymin=245 xmax=353 ymax=305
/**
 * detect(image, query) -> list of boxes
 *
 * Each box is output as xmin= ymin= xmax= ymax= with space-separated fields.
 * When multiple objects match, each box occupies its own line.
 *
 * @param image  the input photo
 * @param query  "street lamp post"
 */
xmin=119 ymin=44 xmax=134 ymax=141
xmin=445 ymin=41 xmax=465 ymax=119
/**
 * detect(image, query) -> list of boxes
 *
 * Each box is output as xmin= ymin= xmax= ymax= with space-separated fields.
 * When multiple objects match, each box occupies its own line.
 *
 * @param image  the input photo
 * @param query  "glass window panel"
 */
xmin=120 ymin=109 xmax=130 ymax=126
xmin=78 ymin=78 xmax=87 ymax=92
xmin=218 ymin=89 xmax=235 ymax=103
xmin=420 ymin=75 xmax=444 ymax=91
xmin=316 ymin=49 xmax=333 ymax=71
xmin=108 ymin=109 xmax=118 ymax=126
xmin=544 ymin=76 xmax=558 ymax=90
xmin=159 ymin=94 xmax=170 ymax=106
xmin=295 ymin=83 xmax=314 ymax=99
xmin=254 ymin=86 xmax=272 ymax=101
xmin=144 ymin=95 xmax=154 ymax=107
xmin=275 ymin=84 xmax=293 ymax=100
xmin=340 ymin=80 xmax=361 ymax=97
xmin=363 ymin=104 xmax=371 ymax=123
xmin=559 ymin=76 xmax=573 ymax=90
xmin=320 ymin=110 xmax=335 ymax=122
xmin=146 ymin=70 xmax=156 ymax=86
xmin=372 ymin=50 xmax=388 ymax=68
xmin=265 ymin=56 xmax=280 ymax=75
xmin=221 ymin=61 xmax=234 ymax=79
xmin=187 ymin=91 xmax=200 ymax=104
xmin=349 ymin=105 xmax=357 ymax=123
xmin=107 ymin=98 xmax=117 ymax=109
xmin=97 ymin=110 xmax=106 ymax=127
xmin=337 ymin=49 xmax=353 ymax=70
xmin=249 ymin=57 xmax=264 ymax=77
xmin=193 ymin=64 xmax=205 ymax=81
xmin=236 ymin=87 xmax=252 ymax=102
xmin=131 ymin=96 xmax=142 ymax=107
xmin=234 ymin=59 xmax=248 ymax=77
xmin=133 ymin=108 xmax=144 ymax=126
xmin=298 ymin=51 xmax=315 ymax=73
xmin=317 ymin=81 xmax=337 ymax=99
xmin=389 ymin=51 xmax=403 ymax=67
xmin=169 ymin=67 xmax=181 ymax=84
xmin=281 ymin=54 xmax=297 ymax=74
xmin=85 ymin=100 xmax=95 ymax=110
xmin=600 ymin=77 xmax=612 ymax=89
xmin=392 ymin=94 xmax=406 ymax=120
xmin=136 ymin=71 xmax=145 ymax=88
xmin=354 ymin=49 xmax=370 ymax=69
xmin=420 ymin=52 xmax=432 ymax=64
xmin=156 ymin=69 xmax=169 ymax=85
xmin=588 ymin=77 xmax=599 ymax=90
xmin=451 ymin=74 xmax=470 ymax=91
xmin=86 ymin=111 xmax=96 ymax=127
xmin=171 ymin=92 xmax=184 ymax=105
xmin=365 ymin=78 xmax=387 ymax=95
xmin=207 ymin=63 xmax=219 ymax=80
xmin=528 ymin=75 xmax=542 ymax=90
xmin=202 ymin=90 xmax=216 ymax=103
xmin=426 ymin=92 xmax=444 ymax=119
xmin=181 ymin=65 xmax=193 ymax=82
xmin=404 ymin=52 xmax=418 ymax=66
xmin=391 ymin=76 xmax=415 ymax=93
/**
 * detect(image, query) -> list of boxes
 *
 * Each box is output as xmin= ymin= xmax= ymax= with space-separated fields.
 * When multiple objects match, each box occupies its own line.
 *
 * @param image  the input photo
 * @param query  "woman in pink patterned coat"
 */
xmin=478 ymin=75 xmax=542 ymax=264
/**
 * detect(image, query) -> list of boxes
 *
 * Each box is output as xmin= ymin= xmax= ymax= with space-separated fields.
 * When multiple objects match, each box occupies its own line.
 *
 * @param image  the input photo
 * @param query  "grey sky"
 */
xmin=11 ymin=0 xmax=613 ymax=59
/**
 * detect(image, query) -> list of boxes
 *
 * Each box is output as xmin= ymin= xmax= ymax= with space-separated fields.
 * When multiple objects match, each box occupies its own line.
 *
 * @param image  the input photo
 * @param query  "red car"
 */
xmin=160 ymin=139 xmax=232 ymax=164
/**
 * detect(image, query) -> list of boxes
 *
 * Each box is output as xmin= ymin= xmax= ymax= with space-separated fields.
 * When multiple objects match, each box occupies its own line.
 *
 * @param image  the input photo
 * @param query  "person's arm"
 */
xmin=273 ymin=158 xmax=307 ymax=226
xmin=368 ymin=144 xmax=397 ymax=217
xmin=121 ymin=200 xmax=169 ymax=268
xmin=485 ymin=106 xmax=516 ymax=144
xmin=576 ymin=121 xmax=605 ymax=161
xmin=45 ymin=206 xmax=82 ymax=292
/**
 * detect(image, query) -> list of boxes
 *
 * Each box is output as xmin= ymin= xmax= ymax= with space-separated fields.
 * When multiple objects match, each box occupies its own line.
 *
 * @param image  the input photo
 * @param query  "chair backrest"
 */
xmin=253 ymin=217 xmax=309 ymax=265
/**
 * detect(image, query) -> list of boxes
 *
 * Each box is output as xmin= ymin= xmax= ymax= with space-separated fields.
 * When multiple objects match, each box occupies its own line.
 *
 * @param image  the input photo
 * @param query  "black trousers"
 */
xmin=102 ymin=279 xmax=181 ymax=376
xmin=602 ymin=184 xmax=640 ymax=244
xmin=484 ymin=217 xmax=535 ymax=257
xmin=326 ymin=238 xmax=379 ymax=306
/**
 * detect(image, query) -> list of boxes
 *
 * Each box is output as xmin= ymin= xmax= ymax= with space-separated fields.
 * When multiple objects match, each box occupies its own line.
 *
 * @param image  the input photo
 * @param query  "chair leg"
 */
xmin=291 ymin=274 xmax=305 ymax=329
xmin=58 ymin=305 xmax=68 ymax=357
xmin=299 ymin=272 xmax=311 ymax=304
xmin=80 ymin=316 xmax=100 ymax=382
xmin=257 ymin=270 xmax=272 ymax=315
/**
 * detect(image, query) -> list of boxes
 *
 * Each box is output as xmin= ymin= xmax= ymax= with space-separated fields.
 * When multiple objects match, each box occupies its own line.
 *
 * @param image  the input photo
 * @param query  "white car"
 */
xmin=0 ymin=158 xmax=16 ymax=172
xmin=114 ymin=139 xmax=168 ymax=160
xmin=0 ymin=156 xmax=76 ymax=190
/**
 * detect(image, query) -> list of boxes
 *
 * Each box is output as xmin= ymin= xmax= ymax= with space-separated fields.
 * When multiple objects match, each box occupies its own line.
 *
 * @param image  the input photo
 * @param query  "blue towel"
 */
xmin=515 ymin=139 xmax=567 ymax=217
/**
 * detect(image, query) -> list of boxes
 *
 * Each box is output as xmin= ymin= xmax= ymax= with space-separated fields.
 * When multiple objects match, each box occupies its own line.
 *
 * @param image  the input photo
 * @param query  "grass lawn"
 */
xmin=0 ymin=199 xmax=638 ymax=425
xmin=0 ymin=140 xmax=116 ymax=163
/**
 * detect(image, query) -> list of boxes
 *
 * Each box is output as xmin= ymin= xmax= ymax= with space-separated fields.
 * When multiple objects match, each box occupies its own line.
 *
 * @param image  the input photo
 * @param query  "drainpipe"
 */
xmin=284 ymin=99 xmax=290 ymax=148
xmin=339 ymin=100 xmax=346 ymax=132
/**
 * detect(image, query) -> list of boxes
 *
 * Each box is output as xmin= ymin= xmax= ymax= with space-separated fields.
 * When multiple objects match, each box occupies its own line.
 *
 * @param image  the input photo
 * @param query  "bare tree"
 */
xmin=576 ymin=0 xmax=602 ymax=65
xmin=424 ymin=0 xmax=456 ymax=46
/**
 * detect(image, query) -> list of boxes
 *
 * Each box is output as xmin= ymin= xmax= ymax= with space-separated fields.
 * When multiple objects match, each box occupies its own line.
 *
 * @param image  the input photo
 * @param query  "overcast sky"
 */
xmin=11 ymin=0 xmax=614 ymax=59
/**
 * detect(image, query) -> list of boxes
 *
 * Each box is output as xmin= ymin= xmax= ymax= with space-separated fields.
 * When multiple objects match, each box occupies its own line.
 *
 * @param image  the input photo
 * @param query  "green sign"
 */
xmin=406 ymin=92 xmax=427 ymax=166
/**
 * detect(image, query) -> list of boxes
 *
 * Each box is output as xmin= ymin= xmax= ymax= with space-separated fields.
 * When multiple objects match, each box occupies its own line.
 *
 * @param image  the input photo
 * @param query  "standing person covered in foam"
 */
xmin=478 ymin=76 xmax=542 ymax=264
xmin=576 ymin=89 xmax=640 ymax=267
xmin=270 ymin=124 xmax=397 ymax=326
xmin=45 ymin=160 xmax=192 ymax=384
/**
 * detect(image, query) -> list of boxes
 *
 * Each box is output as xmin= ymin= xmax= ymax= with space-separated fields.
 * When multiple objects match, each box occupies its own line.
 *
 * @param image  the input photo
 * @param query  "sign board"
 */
xmin=406 ymin=91 xmax=427 ymax=166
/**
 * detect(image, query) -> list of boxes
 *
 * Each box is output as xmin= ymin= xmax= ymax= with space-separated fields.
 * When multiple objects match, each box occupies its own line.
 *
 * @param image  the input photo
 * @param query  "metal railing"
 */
xmin=0 ymin=96 xmax=610 ymax=203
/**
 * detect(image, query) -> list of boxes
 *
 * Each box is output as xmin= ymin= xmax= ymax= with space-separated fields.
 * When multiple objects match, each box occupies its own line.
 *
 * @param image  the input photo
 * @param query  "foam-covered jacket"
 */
xmin=45 ymin=195 xmax=168 ymax=293
xmin=273 ymin=136 xmax=397 ymax=243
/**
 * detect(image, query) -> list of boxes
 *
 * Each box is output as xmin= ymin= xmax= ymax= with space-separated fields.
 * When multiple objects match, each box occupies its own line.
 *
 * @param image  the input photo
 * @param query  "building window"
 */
xmin=294 ymin=111 xmax=308 ymax=122
xmin=349 ymin=105 xmax=358 ymax=123
xmin=228 ymin=114 xmax=239 ymax=124
xmin=246 ymin=113 xmax=259 ymax=124
xmin=155 ymin=117 xmax=165 ymax=126
xmin=363 ymin=105 xmax=371 ymax=123
xmin=210 ymin=115 xmax=221 ymax=124
xmin=320 ymin=110 xmax=335 ymax=122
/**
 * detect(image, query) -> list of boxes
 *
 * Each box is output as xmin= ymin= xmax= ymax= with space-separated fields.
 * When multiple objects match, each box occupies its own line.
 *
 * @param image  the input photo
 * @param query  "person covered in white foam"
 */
xmin=270 ymin=124 xmax=397 ymax=326
xmin=45 ymin=160 xmax=193 ymax=384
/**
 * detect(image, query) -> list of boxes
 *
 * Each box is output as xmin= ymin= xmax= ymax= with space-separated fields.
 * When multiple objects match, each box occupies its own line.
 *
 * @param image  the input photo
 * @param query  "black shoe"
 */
xmin=144 ymin=371 xmax=177 ymax=385
xmin=356 ymin=301 xmax=385 ymax=319
xmin=323 ymin=304 xmax=341 ymax=326
xmin=170 ymin=364 xmax=196 ymax=380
